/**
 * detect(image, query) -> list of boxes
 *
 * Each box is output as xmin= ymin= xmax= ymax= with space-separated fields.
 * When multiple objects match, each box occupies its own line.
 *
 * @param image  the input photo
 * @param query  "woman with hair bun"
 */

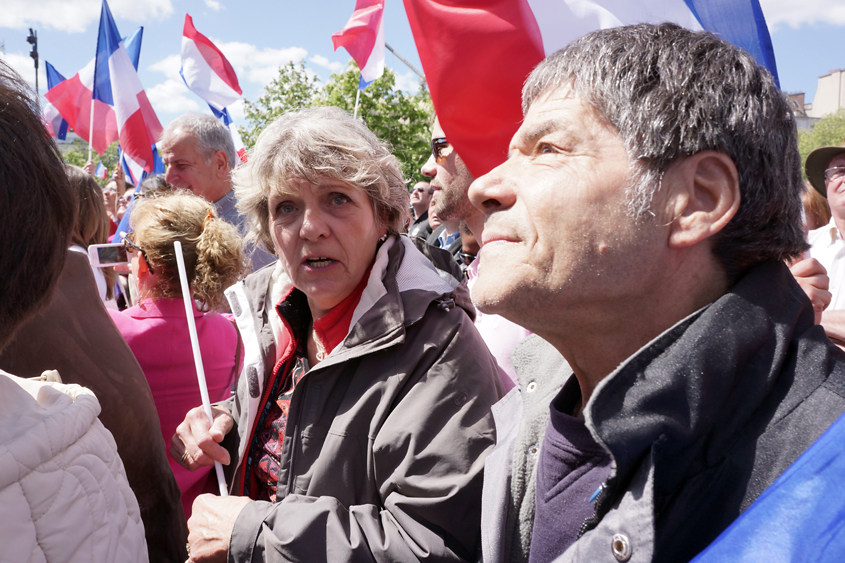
xmin=108 ymin=190 xmax=246 ymax=520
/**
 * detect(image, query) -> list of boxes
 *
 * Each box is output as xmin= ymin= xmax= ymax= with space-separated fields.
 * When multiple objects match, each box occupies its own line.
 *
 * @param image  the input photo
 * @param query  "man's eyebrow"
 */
xmin=517 ymin=118 xmax=570 ymax=148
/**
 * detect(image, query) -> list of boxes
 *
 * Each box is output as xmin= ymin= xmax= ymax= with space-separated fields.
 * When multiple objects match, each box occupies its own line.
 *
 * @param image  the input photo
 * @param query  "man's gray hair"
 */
xmin=233 ymin=106 xmax=408 ymax=254
xmin=162 ymin=113 xmax=237 ymax=170
xmin=523 ymin=23 xmax=807 ymax=279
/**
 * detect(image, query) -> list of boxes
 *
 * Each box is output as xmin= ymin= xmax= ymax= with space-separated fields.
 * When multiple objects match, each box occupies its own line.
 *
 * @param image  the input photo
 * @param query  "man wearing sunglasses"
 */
xmin=422 ymin=118 xmax=530 ymax=392
xmin=408 ymin=181 xmax=434 ymax=239
xmin=806 ymin=143 xmax=845 ymax=345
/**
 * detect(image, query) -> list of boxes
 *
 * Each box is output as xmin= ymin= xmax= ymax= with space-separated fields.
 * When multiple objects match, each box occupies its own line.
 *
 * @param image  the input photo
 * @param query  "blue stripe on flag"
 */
xmin=684 ymin=0 xmax=779 ymax=87
xmin=92 ymin=0 xmax=123 ymax=106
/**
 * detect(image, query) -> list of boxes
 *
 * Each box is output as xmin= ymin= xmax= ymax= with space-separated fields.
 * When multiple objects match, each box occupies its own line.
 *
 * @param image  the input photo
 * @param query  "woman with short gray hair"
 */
xmin=173 ymin=106 xmax=502 ymax=563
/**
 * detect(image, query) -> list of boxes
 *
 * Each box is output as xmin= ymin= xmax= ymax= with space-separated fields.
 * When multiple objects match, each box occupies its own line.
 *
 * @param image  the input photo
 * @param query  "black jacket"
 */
xmin=560 ymin=260 xmax=845 ymax=563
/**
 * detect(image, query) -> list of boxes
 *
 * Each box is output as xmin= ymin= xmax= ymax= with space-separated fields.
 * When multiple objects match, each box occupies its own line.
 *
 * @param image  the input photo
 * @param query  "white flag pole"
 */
xmin=174 ymin=240 xmax=229 ymax=497
xmin=87 ymin=98 xmax=95 ymax=162
xmin=353 ymin=86 xmax=361 ymax=119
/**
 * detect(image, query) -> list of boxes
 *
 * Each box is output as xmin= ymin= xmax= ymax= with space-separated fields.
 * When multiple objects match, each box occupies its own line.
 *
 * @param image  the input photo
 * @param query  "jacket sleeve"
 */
xmin=227 ymin=309 xmax=503 ymax=563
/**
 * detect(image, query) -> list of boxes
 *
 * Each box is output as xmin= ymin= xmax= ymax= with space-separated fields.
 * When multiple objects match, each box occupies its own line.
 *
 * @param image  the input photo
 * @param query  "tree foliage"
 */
xmin=799 ymin=109 xmax=845 ymax=176
xmin=62 ymin=139 xmax=121 ymax=187
xmin=240 ymin=60 xmax=433 ymax=185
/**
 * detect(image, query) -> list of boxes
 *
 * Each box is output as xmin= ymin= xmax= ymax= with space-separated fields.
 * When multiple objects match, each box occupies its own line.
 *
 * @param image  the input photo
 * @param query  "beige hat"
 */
xmin=805 ymin=141 xmax=845 ymax=197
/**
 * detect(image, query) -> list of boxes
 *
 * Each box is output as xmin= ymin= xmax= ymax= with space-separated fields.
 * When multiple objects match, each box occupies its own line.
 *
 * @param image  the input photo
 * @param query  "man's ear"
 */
xmin=662 ymin=151 xmax=740 ymax=249
xmin=213 ymin=150 xmax=230 ymax=178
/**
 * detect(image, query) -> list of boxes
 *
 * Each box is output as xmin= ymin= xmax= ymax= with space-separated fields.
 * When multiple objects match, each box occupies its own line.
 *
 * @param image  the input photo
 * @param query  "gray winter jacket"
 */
xmin=221 ymin=235 xmax=503 ymax=562
xmin=483 ymin=261 xmax=845 ymax=563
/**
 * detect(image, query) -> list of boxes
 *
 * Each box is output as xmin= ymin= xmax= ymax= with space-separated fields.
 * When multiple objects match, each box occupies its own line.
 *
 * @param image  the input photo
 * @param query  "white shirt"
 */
xmin=809 ymin=218 xmax=845 ymax=310
xmin=466 ymin=260 xmax=532 ymax=392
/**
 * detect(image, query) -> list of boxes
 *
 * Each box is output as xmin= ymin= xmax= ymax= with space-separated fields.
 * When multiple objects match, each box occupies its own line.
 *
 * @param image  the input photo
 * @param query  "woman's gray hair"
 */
xmin=234 ymin=106 xmax=408 ymax=254
xmin=523 ymin=23 xmax=807 ymax=279
xmin=161 ymin=113 xmax=237 ymax=170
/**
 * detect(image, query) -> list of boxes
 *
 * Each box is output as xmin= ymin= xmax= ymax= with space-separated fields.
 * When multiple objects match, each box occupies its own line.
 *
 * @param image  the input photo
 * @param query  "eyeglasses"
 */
xmin=431 ymin=137 xmax=452 ymax=163
xmin=825 ymin=166 xmax=845 ymax=183
xmin=459 ymin=252 xmax=476 ymax=266
xmin=123 ymin=232 xmax=155 ymax=274
xmin=413 ymin=186 xmax=434 ymax=195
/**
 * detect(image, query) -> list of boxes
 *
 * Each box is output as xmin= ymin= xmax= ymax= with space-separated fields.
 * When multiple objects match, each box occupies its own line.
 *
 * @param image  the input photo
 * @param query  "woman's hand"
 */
xmin=187 ymin=494 xmax=251 ymax=562
xmin=83 ymin=160 xmax=96 ymax=176
xmin=171 ymin=405 xmax=233 ymax=470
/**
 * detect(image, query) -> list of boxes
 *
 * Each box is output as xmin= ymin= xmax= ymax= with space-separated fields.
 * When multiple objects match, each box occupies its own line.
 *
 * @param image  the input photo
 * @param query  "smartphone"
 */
xmin=88 ymin=243 xmax=128 ymax=267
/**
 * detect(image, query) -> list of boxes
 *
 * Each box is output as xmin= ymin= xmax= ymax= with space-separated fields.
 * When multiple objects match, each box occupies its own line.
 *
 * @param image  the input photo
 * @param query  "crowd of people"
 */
xmin=1 ymin=21 xmax=844 ymax=563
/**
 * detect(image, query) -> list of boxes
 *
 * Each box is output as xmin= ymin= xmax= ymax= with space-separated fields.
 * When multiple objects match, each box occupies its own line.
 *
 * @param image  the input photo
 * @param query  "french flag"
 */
xmin=404 ymin=0 xmax=778 ymax=178
xmin=332 ymin=0 xmax=385 ymax=88
xmin=210 ymin=105 xmax=248 ymax=164
xmin=95 ymin=161 xmax=108 ymax=179
xmin=44 ymin=16 xmax=159 ymax=170
xmin=181 ymin=14 xmax=243 ymax=112
xmin=42 ymin=61 xmax=68 ymax=140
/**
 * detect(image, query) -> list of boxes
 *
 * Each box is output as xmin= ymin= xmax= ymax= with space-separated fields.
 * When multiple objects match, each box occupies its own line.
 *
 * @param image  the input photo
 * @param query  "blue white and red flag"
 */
xmin=42 ymin=62 xmax=69 ymax=140
xmin=90 ymin=0 xmax=162 ymax=173
xmin=44 ymin=20 xmax=157 ymax=168
xmin=209 ymin=105 xmax=248 ymax=164
xmin=404 ymin=0 xmax=778 ymax=177
xmin=95 ymin=161 xmax=108 ymax=179
xmin=332 ymin=0 xmax=385 ymax=89
xmin=180 ymin=14 xmax=243 ymax=112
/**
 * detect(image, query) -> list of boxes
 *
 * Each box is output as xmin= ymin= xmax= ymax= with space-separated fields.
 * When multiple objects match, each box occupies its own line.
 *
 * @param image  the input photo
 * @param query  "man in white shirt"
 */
xmin=806 ymin=143 xmax=845 ymax=342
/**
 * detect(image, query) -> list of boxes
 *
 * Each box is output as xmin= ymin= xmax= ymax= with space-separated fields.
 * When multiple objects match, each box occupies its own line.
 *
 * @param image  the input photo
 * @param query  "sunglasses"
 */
xmin=431 ymin=137 xmax=452 ymax=163
xmin=413 ymin=186 xmax=434 ymax=195
xmin=459 ymin=252 xmax=476 ymax=266
xmin=123 ymin=232 xmax=155 ymax=274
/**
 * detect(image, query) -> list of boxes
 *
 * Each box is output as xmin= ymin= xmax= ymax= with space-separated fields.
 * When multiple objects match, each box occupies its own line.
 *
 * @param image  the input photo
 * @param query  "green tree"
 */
xmin=799 ymin=109 xmax=845 ymax=176
xmin=62 ymin=138 xmax=121 ymax=187
xmin=239 ymin=61 xmax=433 ymax=185
xmin=240 ymin=61 xmax=321 ymax=148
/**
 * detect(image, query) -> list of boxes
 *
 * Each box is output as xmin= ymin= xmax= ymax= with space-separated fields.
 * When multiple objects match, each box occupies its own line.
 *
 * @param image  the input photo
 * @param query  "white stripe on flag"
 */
xmin=181 ymin=37 xmax=242 ymax=111
xmin=359 ymin=10 xmax=385 ymax=85
xmin=526 ymin=0 xmax=702 ymax=56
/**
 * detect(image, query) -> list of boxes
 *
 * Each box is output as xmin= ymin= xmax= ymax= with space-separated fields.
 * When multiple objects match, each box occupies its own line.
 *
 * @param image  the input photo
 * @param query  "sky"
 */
xmin=1 ymin=0 xmax=845 ymax=134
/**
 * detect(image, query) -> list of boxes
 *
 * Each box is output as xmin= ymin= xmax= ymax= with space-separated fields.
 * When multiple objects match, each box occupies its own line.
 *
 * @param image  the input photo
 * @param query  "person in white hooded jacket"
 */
xmin=0 ymin=60 xmax=148 ymax=563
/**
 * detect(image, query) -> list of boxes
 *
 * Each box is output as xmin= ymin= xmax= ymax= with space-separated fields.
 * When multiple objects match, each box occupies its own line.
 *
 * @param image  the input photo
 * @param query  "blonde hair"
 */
xmin=802 ymin=181 xmax=832 ymax=231
xmin=65 ymin=165 xmax=116 ymax=300
xmin=233 ymin=106 xmax=409 ymax=254
xmin=130 ymin=191 xmax=246 ymax=311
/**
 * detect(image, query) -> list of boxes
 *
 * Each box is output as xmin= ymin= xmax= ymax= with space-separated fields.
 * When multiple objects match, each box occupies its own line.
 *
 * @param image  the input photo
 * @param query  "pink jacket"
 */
xmin=109 ymin=298 xmax=241 ymax=519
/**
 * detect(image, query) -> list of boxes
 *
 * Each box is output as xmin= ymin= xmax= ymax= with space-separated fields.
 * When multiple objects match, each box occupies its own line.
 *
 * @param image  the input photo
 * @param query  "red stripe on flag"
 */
xmin=120 ymin=108 xmax=155 ymax=173
xmin=183 ymin=14 xmax=243 ymax=96
xmin=403 ymin=0 xmax=545 ymax=177
xmin=332 ymin=0 xmax=384 ymax=71
xmin=46 ymin=74 xmax=118 ymax=155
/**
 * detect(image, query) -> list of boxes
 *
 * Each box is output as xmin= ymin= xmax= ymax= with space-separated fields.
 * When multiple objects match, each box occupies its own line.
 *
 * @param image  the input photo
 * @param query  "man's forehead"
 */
xmin=430 ymin=117 xmax=445 ymax=139
xmin=161 ymin=130 xmax=199 ymax=158
xmin=829 ymin=153 xmax=845 ymax=168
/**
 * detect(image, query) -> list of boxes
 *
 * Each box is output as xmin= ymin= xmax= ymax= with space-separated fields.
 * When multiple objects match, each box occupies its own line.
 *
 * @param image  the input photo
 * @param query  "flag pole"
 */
xmin=174 ymin=240 xmax=229 ymax=497
xmin=353 ymin=87 xmax=361 ymax=119
xmin=88 ymin=98 xmax=95 ymax=162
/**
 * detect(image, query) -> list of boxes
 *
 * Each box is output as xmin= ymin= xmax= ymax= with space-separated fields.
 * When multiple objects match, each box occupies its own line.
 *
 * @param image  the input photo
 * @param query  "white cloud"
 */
xmin=214 ymin=40 xmax=307 ymax=86
xmin=146 ymin=78 xmax=201 ymax=115
xmin=0 ymin=0 xmax=173 ymax=34
xmin=393 ymin=70 xmax=420 ymax=94
xmin=227 ymin=99 xmax=245 ymax=121
xmin=309 ymin=55 xmax=344 ymax=73
xmin=759 ymin=0 xmax=845 ymax=29
xmin=2 ymin=52 xmax=47 ymax=94
xmin=148 ymin=54 xmax=182 ymax=80
xmin=203 ymin=0 xmax=222 ymax=11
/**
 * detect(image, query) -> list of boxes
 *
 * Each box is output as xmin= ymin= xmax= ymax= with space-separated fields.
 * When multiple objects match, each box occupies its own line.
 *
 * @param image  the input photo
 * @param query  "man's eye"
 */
xmin=537 ymin=143 xmax=556 ymax=155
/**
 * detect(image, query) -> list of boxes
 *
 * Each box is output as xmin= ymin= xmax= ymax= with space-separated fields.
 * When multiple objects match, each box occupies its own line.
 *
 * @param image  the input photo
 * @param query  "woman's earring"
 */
xmin=379 ymin=233 xmax=387 ymax=242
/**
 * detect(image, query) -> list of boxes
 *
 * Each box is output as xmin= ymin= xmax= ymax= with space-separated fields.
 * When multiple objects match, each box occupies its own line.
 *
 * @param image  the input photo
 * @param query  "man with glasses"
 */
xmin=422 ymin=118 xmax=530 ymax=391
xmin=408 ymin=181 xmax=434 ymax=239
xmin=807 ymin=143 xmax=845 ymax=343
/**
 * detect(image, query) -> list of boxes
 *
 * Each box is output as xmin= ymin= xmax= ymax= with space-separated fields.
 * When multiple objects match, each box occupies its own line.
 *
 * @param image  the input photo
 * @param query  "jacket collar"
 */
xmin=586 ymin=260 xmax=821 ymax=498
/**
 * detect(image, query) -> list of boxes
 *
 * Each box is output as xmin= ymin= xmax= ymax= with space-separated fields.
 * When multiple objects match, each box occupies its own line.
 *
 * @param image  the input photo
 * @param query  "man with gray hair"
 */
xmin=161 ymin=113 xmax=275 ymax=270
xmin=473 ymin=23 xmax=845 ymax=563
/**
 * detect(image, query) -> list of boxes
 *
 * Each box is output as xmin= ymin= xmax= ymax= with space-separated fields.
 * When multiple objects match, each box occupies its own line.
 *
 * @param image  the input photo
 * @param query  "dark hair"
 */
xmin=137 ymin=174 xmax=171 ymax=198
xmin=66 ymin=165 xmax=116 ymax=299
xmin=523 ymin=23 xmax=807 ymax=279
xmin=0 ymin=61 xmax=76 ymax=350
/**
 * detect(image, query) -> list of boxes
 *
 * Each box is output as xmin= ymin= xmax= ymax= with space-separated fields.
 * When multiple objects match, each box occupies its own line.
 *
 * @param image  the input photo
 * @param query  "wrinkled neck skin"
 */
xmin=542 ymin=251 xmax=728 ymax=414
